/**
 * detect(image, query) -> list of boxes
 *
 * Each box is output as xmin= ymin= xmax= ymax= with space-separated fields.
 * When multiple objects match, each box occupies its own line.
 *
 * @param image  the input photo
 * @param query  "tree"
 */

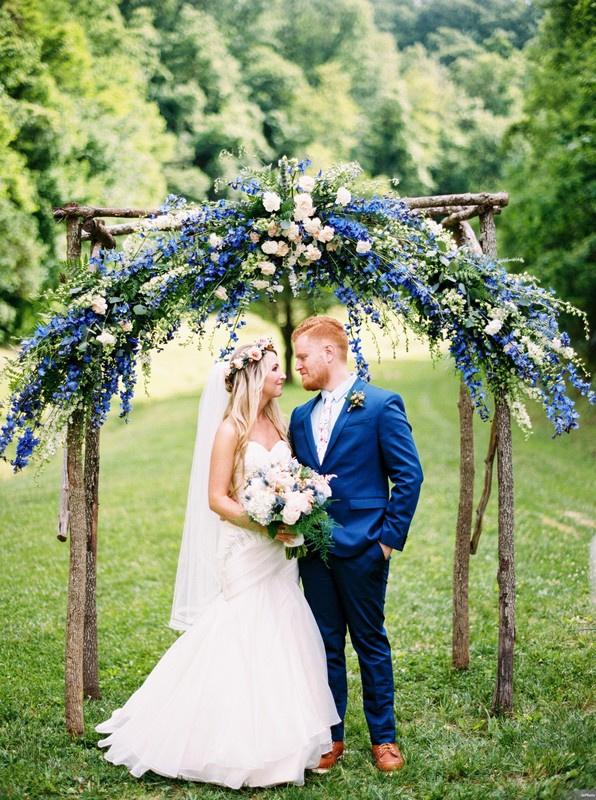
xmin=500 ymin=0 xmax=596 ymax=362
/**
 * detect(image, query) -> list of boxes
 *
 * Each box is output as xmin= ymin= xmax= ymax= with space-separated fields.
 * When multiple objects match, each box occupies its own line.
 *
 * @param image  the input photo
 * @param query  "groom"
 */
xmin=288 ymin=315 xmax=423 ymax=773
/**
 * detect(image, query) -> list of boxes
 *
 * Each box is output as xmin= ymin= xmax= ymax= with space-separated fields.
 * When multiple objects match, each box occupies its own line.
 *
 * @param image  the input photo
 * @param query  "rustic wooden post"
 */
xmin=63 ymin=216 xmax=88 ymax=735
xmin=480 ymin=208 xmax=516 ymax=713
xmin=453 ymin=381 xmax=475 ymax=669
xmin=492 ymin=398 xmax=515 ymax=713
xmin=64 ymin=407 xmax=87 ymax=735
xmin=83 ymin=421 xmax=101 ymax=699
xmin=451 ymin=223 xmax=476 ymax=670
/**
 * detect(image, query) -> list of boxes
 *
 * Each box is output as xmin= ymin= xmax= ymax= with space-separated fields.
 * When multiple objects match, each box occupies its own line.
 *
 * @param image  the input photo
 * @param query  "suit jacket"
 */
xmin=289 ymin=378 xmax=423 ymax=558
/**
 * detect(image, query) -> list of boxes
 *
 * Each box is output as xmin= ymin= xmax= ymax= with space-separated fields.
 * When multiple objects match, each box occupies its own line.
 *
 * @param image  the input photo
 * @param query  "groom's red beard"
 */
xmin=299 ymin=364 xmax=329 ymax=391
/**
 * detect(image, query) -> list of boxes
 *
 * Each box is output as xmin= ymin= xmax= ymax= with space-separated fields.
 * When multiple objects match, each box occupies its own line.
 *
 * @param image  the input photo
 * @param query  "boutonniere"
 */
xmin=347 ymin=390 xmax=366 ymax=412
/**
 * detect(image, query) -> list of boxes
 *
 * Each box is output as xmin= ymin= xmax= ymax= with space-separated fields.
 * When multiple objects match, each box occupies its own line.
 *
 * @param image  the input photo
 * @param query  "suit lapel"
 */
xmin=301 ymin=394 xmax=321 ymax=468
xmin=322 ymin=378 xmax=365 ymax=465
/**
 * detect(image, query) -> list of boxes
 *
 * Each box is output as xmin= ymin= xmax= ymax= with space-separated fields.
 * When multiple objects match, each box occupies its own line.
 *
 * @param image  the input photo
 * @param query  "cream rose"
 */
xmin=96 ymin=330 xmax=116 ymax=346
xmin=304 ymin=244 xmax=322 ymax=261
xmin=214 ymin=286 xmax=228 ymax=301
xmin=297 ymin=175 xmax=315 ymax=192
xmin=262 ymin=191 xmax=281 ymax=212
xmin=303 ymin=216 xmax=322 ymax=235
xmin=259 ymin=261 xmax=276 ymax=275
xmin=90 ymin=295 xmax=107 ymax=315
xmin=484 ymin=318 xmax=503 ymax=336
xmin=335 ymin=186 xmax=351 ymax=206
xmin=356 ymin=240 xmax=372 ymax=254
xmin=317 ymin=225 xmax=335 ymax=243
xmin=293 ymin=193 xmax=316 ymax=221
xmin=261 ymin=240 xmax=279 ymax=255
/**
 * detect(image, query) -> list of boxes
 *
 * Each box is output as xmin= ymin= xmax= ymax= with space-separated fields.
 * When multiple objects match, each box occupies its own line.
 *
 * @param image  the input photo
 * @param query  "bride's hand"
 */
xmin=274 ymin=525 xmax=296 ymax=544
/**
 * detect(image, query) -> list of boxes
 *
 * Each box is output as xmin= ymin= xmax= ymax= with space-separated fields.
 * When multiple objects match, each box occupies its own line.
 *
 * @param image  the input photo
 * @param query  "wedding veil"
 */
xmin=169 ymin=361 xmax=229 ymax=631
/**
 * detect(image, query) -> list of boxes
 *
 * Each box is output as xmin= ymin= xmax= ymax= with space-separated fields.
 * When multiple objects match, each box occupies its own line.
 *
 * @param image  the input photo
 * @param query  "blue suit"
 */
xmin=289 ymin=377 xmax=423 ymax=744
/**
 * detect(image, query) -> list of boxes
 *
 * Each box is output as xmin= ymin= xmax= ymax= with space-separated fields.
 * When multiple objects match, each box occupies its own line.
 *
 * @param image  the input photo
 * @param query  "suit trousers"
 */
xmin=299 ymin=540 xmax=396 ymax=744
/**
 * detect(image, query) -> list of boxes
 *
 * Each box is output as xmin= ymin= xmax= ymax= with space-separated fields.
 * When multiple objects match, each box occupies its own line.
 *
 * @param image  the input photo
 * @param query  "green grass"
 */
xmin=1 ymin=357 xmax=594 ymax=800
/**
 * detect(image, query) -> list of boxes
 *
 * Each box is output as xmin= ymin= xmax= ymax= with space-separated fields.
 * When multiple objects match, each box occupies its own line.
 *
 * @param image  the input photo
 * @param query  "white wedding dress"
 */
xmin=96 ymin=440 xmax=340 ymax=789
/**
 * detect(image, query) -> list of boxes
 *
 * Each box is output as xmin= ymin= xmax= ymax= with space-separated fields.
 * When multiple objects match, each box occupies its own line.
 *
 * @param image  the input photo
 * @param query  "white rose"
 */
xmin=209 ymin=233 xmax=223 ymax=248
xmin=484 ymin=318 xmax=503 ymax=336
xmin=297 ymin=175 xmax=315 ymax=192
xmin=317 ymin=225 xmax=335 ymax=243
xmin=303 ymin=216 xmax=322 ymax=235
xmin=261 ymin=239 xmax=279 ymax=255
xmin=252 ymin=279 xmax=270 ymax=290
xmin=90 ymin=295 xmax=107 ymax=315
xmin=96 ymin=330 xmax=116 ymax=346
xmin=282 ymin=222 xmax=301 ymax=242
xmin=249 ymin=231 xmax=260 ymax=243
xmin=214 ymin=286 xmax=228 ymax=300
xmin=335 ymin=186 xmax=351 ymax=206
xmin=259 ymin=261 xmax=276 ymax=276
xmin=356 ymin=240 xmax=372 ymax=254
xmin=293 ymin=193 xmax=316 ymax=221
xmin=262 ymin=191 xmax=281 ymax=213
xmin=304 ymin=244 xmax=322 ymax=261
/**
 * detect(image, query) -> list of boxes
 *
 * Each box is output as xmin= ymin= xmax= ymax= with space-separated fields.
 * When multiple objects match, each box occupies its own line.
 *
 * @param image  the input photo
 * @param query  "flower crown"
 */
xmin=224 ymin=338 xmax=276 ymax=392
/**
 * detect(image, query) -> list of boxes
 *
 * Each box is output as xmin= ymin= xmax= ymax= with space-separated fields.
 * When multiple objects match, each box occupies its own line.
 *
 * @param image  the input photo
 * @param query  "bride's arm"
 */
xmin=208 ymin=420 xmax=265 ymax=533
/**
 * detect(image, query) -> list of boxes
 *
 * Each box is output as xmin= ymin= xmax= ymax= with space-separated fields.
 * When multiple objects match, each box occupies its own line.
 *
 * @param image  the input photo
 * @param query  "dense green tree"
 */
xmin=0 ymin=0 xmax=172 ymax=343
xmin=500 ymin=0 xmax=596 ymax=361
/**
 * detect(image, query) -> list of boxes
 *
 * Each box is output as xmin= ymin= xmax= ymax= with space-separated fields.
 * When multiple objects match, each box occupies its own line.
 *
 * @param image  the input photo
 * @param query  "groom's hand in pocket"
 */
xmin=379 ymin=542 xmax=393 ymax=560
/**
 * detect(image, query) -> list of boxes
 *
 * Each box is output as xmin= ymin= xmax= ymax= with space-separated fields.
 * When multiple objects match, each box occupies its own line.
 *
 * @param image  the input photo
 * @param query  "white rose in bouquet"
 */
xmin=294 ymin=193 xmax=316 ymax=221
xmin=262 ymin=191 xmax=281 ymax=212
xmin=297 ymin=175 xmax=316 ymax=192
xmin=335 ymin=186 xmax=351 ymax=206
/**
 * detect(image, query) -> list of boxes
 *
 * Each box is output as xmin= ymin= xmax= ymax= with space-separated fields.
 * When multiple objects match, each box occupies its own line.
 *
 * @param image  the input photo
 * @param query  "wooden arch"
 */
xmin=52 ymin=191 xmax=513 ymax=735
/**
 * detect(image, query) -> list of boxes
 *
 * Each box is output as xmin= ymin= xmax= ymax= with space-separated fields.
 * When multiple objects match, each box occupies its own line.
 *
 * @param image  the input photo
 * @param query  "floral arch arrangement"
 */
xmin=1 ymin=158 xmax=593 ymax=472
xmin=0 ymin=156 xmax=594 ymax=735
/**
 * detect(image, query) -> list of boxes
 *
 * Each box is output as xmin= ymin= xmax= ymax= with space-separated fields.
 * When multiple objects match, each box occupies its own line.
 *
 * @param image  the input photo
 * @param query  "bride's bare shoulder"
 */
xmin=214 ymin=417 xmax=238 ymax=448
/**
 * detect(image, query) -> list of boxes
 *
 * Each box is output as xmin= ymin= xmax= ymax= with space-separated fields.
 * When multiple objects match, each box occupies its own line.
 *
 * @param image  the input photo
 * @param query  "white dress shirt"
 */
xmin=311 ymin=374 xmax=357 ymax=461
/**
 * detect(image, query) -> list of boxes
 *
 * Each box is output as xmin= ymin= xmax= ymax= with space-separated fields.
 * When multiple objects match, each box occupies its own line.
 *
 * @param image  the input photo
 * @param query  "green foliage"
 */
xmin=500 ymin=0 xmax=596 ymax=363
xmin=0 ymin=0 xmax=173 ymax=344
xmin=0 ymin=359 xmax=594 ymax=798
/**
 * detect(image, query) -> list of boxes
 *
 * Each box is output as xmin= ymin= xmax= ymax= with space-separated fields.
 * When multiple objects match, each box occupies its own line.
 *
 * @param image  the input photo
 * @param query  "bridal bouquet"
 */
xmin=242 ymin=458 xmax=336 ymax=563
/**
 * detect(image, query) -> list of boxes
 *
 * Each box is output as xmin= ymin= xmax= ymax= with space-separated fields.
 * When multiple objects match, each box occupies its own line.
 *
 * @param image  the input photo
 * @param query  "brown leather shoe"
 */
xmin=310 ymin=740 xmax=344 ymax=774
xmin=371 ymin=742 xmax=405 ymax=772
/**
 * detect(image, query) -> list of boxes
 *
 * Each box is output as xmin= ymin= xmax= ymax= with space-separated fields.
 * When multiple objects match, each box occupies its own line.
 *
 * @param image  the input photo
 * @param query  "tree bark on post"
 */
xmin=452 ymin=222 xmax=476 ymax=670
xmin=492 ymin=398 xmax=515 ymax=714
xmin=64 ymin=214 xmax=88 ymax=734
xmin=480 ymin=208 xmax=516 ymax=713
xmin=64 ymin=408 xmax=87 ymax=735
xmin=83 ymin=421 xmax=101 ymax=699
xmin=453 ymin=380 xmax=474 ymax=669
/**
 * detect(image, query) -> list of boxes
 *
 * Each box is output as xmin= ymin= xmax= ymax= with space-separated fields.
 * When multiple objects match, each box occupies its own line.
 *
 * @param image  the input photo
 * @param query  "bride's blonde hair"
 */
xmin=224 ymin=343 xmax=287 ymax=493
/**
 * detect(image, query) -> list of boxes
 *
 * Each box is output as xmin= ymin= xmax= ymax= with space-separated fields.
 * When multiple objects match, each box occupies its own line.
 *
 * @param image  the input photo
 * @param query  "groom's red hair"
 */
xmin=292 ymin=315 xmax=348 ymax=359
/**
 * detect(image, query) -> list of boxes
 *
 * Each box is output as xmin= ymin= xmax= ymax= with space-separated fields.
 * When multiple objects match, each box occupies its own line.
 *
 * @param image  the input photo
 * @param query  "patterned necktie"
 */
xmin=316 ymin=395 xmax=333 ymax=462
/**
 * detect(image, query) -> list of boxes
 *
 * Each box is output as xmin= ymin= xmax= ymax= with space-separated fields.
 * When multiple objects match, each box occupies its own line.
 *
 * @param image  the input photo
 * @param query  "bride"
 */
xmin=95 ymin=338 xmax=340 ymax=789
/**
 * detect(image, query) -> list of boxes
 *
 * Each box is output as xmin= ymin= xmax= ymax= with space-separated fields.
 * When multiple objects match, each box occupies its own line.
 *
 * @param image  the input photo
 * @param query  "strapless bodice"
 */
xmin=244 ymin=439 xmax=292 ymax=473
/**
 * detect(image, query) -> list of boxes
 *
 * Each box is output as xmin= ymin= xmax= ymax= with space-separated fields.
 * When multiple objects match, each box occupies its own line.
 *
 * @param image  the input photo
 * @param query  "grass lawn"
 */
xmin=0 ymin=354 xmax=594 ymax=800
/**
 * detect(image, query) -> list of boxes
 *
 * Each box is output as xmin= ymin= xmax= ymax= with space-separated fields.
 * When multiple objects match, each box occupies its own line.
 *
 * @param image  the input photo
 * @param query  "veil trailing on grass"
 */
xmin=169 ymin=361 xmax=229 ymax=631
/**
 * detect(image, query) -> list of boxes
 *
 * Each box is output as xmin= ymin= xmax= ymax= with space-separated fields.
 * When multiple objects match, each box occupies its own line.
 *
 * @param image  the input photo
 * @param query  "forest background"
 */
xmin=0 ymin=0 xmax=594 ymax=363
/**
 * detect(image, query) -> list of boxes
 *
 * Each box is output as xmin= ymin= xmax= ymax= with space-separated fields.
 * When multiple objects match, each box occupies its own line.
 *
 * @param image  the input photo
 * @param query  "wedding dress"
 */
xmin=95 ymin=439 xmax=339 ymax=789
